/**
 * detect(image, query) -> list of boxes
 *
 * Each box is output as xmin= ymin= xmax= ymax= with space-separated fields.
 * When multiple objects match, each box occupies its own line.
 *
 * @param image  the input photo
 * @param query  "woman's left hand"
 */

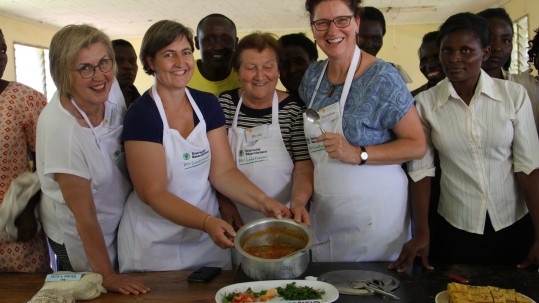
xmin=204 ymin=216 xmax=236 ymax=249
xmin=317 ymin=132 xmax=359 ymax=164
xmin=102 ymin=273 xmax=150 ymax=295
xmin=260 ymin=197 xmax=292 ymax=219
xmin=290 ymin=202 xmax=310 ymax=225
xmin=517 ymin=239 xmax=539 ymax=268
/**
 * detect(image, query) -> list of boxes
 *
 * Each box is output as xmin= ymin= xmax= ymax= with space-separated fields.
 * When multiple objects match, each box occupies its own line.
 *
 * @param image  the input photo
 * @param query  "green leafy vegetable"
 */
xmin=277 ymin=282 xmax=325 ymax=300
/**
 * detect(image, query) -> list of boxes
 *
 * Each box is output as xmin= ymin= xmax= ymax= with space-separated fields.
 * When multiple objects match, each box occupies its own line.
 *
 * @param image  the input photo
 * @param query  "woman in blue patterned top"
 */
xmin=299 ymin=0 xmax=426 ymax=262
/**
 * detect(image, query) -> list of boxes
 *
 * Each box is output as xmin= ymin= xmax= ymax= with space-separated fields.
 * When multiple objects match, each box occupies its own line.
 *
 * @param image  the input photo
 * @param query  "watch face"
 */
xmin=361 ymin=152 xmax=368 ymax=160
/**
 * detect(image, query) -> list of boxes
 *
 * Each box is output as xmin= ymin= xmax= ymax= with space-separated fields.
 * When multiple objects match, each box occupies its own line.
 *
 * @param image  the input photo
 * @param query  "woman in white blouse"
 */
xmin=390 ymin=13 xmax=539 ymax=271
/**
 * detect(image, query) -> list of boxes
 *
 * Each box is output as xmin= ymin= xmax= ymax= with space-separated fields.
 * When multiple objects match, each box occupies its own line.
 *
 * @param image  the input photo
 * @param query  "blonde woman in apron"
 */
xmin=36 ymin=25 xmax=149 ymax=294
xmin=118 ymin=20 xmax=290 ymax=272
xmin=300 ymin=0 xmax=426 ymax=262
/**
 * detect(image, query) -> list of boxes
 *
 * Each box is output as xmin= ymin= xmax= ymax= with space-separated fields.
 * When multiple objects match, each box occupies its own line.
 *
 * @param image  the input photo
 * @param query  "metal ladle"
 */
xmin=350 ymin=280 xmax=400 ymax=300
xmin=305 ymin=108 xmax=326 ymax=134
xmin=281 ymin=240 xmax=330 ymax=258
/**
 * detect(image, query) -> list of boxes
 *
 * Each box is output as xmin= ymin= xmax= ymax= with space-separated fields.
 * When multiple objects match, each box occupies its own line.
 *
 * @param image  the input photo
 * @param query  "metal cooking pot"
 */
xmin=234 ymin=218 xmax=313 ymax=280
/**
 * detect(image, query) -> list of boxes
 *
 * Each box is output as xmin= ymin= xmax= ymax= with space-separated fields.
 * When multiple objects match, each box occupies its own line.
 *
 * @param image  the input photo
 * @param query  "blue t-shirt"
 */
xmin=299 ymin=59 xmax=414 ymax=146
xmin=122 ymin=87 xmax=226 ymax=144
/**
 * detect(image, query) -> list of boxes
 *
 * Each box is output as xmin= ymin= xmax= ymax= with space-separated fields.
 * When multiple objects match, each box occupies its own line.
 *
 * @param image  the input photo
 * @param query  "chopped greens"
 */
xmin=277 ymin=282 xmax=325 ymax=300
xmin=222 ymin=282 xmax=325 ymax=303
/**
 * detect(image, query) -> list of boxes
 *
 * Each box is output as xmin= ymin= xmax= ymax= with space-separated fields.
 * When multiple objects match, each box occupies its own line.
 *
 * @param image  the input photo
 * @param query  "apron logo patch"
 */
xmin=306 ymin=137 xmax=325 ymax=153
xmin=237 ymin=147 xmax=268 ymax=165
xmin=183 ymin=150 xmax=210 ymax=169
xmin=183 ymin=152 xmax=191 ymax=160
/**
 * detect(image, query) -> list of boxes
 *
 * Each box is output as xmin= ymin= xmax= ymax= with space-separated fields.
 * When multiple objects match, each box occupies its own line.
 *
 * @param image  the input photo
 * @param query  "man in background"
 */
xmin=411 ymin=31 xmax=445 ymax=96
xmin=112 ymin=39 xmax=140 ymax=107
xmin=278 ymin=33 xmax=318 ymax=99
xmin=357 ymin=6 xmax=412 ymax=84
xmin=191 ymin=13 xmax=241 ymax=96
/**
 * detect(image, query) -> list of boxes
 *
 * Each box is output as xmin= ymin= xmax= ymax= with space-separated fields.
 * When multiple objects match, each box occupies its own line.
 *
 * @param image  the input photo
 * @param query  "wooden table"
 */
xmin=1 ymin=262 xmax=538 ymax=303
xmin=236 ymin=262 xmax=539 ymax=303
xmin=0 ymin=270 xmax=236 ymax=302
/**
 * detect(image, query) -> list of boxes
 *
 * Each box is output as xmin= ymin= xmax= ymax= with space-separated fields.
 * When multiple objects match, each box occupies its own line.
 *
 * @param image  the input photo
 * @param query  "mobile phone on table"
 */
xmin=187 ymin=266 xmax=221 ymax=282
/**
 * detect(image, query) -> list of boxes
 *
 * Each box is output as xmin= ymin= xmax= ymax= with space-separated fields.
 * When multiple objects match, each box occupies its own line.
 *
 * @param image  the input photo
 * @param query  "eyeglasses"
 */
xmin=75 ymin=58 xmax=113 ymax=79
xmin=311 ymin=15 xmax=354 ymax=31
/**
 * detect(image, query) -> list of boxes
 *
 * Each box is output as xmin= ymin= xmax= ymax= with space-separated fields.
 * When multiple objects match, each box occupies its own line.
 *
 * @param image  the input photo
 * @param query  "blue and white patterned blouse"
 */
xmin=299 ymin=59 xmax=414 ymax=146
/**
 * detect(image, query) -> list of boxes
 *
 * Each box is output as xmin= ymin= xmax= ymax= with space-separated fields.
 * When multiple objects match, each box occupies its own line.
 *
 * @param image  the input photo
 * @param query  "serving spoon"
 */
xmin=281 ymin=240 xmax=330 ymax=258
xmin=304 ymin=108 xmax=326 ymax=134
xmin=351 ymin=280 xmax=400 ymax=300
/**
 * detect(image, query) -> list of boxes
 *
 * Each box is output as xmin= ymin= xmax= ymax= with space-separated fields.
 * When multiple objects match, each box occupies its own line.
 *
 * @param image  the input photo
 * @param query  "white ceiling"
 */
xmin=0 ymin=0 xmax=509 ymax=39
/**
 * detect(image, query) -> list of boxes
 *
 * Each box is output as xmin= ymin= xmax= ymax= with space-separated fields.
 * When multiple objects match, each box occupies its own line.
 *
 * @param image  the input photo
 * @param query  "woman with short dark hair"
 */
xmin=393 ymin=12 xmax=539 ymax=271
xmin=118 ymin=21 xmax=291 ymax=272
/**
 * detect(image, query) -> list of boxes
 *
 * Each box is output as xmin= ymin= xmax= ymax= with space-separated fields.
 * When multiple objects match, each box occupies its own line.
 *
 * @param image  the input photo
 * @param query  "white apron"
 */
xmin=304 ymin=46 xmax=410 ymax=262
xmin=227 ymin=91 xmax=294 ymax=222
xmin=118 ymin=85 xmax=231 ymax=272
xmin=54 ymin=95 xmax=130 ymax=271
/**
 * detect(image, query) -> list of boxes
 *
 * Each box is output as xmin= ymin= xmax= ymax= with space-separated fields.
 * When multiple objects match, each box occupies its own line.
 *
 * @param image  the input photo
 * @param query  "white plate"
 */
xmin=215 ymin=280 xmax=339 ymax=303
xmin=435 ymin=290 xmax=536 ymax=303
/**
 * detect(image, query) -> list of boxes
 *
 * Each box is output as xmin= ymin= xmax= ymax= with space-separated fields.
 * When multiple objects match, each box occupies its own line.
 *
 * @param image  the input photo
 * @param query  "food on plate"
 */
xmin=243 ymin=244 xmax=299 ymax=259
xmin=277 ymin=282 xmax=325 ymax=300
xmin=223 ymin=287 xmax=277 ymax=302
xmin=223 ymin=282 xmax=325 ymax=303
xmin=447 ymin=282 xmax=532 ymax=303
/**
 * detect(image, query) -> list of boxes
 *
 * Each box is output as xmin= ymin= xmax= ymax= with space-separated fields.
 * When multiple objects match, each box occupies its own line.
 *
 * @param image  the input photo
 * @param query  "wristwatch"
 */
xmin=358 ymin=146 xmax=368 ymax=165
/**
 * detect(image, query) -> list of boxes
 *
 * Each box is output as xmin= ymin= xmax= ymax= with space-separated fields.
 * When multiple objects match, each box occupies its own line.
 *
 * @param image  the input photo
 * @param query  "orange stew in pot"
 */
xmin=244 ymin=244 xmax=299 ymax=259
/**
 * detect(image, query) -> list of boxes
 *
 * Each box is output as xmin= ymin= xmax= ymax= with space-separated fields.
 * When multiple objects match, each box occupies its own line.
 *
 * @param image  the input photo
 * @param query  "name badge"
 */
xmin=245 ymin=124 xmax=269 ymax=143
xmin=103 ymin=102 xmax=122 ymax=128
xmin=319 ymin=102 xmax=340 ymax=124
xmin=45 ymin=273 xmax=84 ymax=282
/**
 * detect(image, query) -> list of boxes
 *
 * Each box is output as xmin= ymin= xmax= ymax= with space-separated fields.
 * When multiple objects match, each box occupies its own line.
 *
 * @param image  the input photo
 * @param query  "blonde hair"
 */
xmin=49 ymin=24 xmax=114 ymax=97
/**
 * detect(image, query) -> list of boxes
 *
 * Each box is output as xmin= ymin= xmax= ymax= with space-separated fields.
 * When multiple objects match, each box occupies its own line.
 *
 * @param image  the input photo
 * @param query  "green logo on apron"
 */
xmin=183 ymin=152 xmax=191 ymax=160
xmin=239 ymin=150 xmax=244 ymax=157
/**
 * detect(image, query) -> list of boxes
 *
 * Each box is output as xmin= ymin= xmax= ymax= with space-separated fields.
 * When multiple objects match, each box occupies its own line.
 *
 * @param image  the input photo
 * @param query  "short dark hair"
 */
xmin=231 ymin=32 xmax=282 ymax=72
xmin=278 ymin=33 xmax=318 ymax=61
xmin=477 ymin=8 xmax=513 ymax=35
xmin=417 ymin=31 xmax=439 ymax=55
xmin=361 ymin=6 xmax=386 ymax=36
xmin=437 ymin=12 xmax=491 ymax=48
xmin=528 ymin=28 xmax=539 ymax=65
xmin=196 ymin=13 xmax=236 ymax=36
xmin=422 ymin=31 xmax=439 ymax=44
xmin=140 ymin=20 xmax=194 ymax=75
xmin=112 ymin=39 xmax=135 ymax=50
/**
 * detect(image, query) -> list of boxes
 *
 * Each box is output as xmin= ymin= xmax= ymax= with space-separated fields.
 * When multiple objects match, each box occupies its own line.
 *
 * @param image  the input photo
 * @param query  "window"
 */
xmin=509 ymin=15 xmax=529 ymax=74
xmin=14 ymin=43 xmax=56 ymax=101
